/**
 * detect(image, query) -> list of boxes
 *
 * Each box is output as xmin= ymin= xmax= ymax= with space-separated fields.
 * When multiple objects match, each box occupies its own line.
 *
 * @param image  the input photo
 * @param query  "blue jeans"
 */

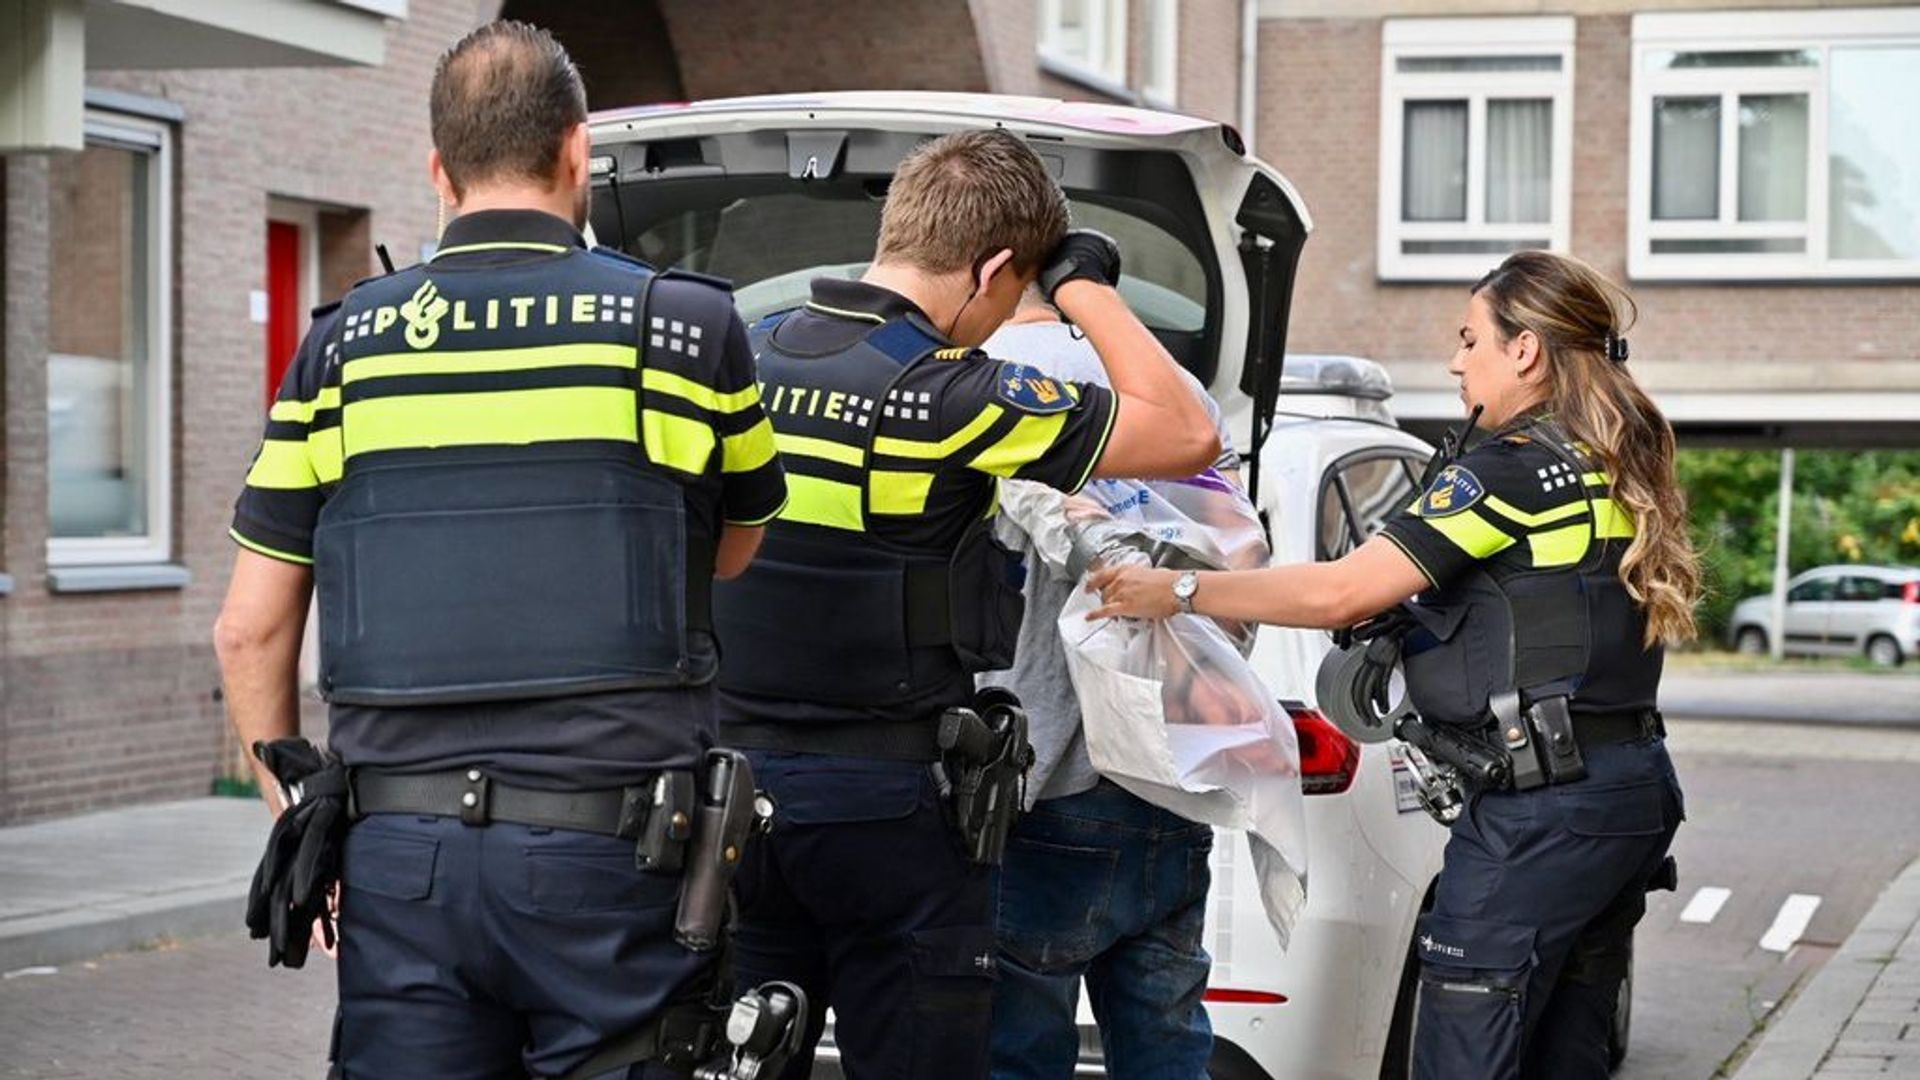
xmin=991 ymin=780 xmax=1214 ymax=1080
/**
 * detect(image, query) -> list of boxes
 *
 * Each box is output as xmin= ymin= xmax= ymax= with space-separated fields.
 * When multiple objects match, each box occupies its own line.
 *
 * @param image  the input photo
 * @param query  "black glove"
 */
xmin=245 ymin=738 xmax=349 ymax=969
xmin=1038 ymin=229 xmax=1122 ymax=302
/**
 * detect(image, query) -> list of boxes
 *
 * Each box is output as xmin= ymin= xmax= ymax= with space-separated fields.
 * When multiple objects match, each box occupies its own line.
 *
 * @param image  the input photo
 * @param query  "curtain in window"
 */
xmin=1738 ymin=94 xmax=1808 ymax=222
xmin=1403 ymin=100 xmax=1468 ymax=222
xmin=1653 ymin=96 xmax=1720 ymax=220
xmin=1486 ymin=98 xmax=1552 ymax=224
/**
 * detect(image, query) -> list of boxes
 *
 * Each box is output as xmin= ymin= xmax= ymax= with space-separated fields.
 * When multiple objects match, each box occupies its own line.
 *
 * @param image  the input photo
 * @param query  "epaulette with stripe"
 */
xmin=933 ymin=346 xmax=986 ymax=362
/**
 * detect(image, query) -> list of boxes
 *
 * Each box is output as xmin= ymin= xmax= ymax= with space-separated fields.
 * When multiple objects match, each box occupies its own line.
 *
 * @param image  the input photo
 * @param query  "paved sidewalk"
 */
xmin=1662 ymin=671 xmax=1920 ymax=728
xmin=1735 ymin=857 xmax=1920 ymax=1079
xmin=0 ymin=798 xmax=265 ymax=973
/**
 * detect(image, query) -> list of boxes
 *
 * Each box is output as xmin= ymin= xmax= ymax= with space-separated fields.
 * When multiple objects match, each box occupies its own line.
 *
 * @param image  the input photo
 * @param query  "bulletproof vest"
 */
xmin=1399 ymin=421 xmax=1624 ymax=728
xmin=312 ymin=257 xmax=714 ymax=707
xmin=712 ymin=312 xmax=1024 ymax=713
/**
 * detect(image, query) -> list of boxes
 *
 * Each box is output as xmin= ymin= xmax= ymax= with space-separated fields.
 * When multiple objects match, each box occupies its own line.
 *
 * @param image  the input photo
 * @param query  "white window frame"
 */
xmin=1630 ymin=7 xmax=1920 ymax=281
xmin=1141 ymin=0 xmax=1180 ymax=109
xmin=1378 ymin=17 xmax=1575 ymax=282
xmin=47 ymin=109 xmax=173 ymax=568
xmin=1040 ymin=0 xmax=1130 ymax=90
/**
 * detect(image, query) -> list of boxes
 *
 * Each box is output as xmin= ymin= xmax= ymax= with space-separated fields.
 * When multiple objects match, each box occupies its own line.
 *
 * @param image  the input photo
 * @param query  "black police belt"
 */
xmin=351 ymin=767 xmax=662 ymax=835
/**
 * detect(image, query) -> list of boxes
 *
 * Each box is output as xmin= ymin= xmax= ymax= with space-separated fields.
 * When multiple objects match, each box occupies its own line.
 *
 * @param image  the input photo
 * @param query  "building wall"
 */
xmin=1258 ymin=12 xmax=1920 ymax=405
xmin=0 ymin=0 xmax=499 ymax=824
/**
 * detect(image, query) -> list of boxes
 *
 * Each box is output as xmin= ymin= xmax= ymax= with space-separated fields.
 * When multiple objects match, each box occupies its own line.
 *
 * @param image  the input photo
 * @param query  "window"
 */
xmin=1140 ymin=0 xmax=1179 ymax=108
xmin=1836 ymin=576 xmax=1886 ymax=602
xmin=1040 ymin=0 xmax=1129 ymax=90
xmin=1318 ymin=451 xmax=1427 ymax=562
xmin=1378 ymin=17 xmax=1575 ymax=281
xmin=1788 ymin=578 xmax=1836 ymax=603
xmin=1631 ymin=9 xmax=1920 ymax=279
xmin=46 ymin=110 xmax=173 ymax=567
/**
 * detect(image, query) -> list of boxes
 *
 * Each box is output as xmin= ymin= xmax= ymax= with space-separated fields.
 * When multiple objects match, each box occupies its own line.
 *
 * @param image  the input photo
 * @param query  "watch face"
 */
xmin=1175 ymin=572 xmax=1198 ymax=599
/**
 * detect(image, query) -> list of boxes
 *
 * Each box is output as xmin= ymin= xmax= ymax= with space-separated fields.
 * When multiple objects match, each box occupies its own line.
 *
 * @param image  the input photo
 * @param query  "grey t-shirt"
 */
xmin=979 ymin=320 xmax=1239 ymax=805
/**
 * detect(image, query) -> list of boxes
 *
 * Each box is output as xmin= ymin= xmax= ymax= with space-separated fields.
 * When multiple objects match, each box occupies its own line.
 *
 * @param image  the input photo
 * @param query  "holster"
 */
xmin=674 ymin=749 xmax=767 ymax=952
xmin=936 ymin=688 xmax=1036 ymax=866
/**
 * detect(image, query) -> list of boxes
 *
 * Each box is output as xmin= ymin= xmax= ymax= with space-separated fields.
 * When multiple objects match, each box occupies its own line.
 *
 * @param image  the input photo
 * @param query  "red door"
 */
xmin=266 ymin=220 xmax=302 ymax=407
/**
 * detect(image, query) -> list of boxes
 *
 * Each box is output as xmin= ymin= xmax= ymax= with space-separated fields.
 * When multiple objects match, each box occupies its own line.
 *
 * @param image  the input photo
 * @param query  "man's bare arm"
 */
xmin=213 ymin=550 xmax=313 ymax=816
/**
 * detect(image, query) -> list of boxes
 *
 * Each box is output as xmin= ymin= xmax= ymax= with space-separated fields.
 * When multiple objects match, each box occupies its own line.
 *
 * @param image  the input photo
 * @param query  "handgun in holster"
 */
xmin=936 ymin=688 xmax=1036 ymax=867
xmin=675 ymin=748 xmax=769 ymax=952
xmin=1395 ymin=713 xmax=1512 ymax=793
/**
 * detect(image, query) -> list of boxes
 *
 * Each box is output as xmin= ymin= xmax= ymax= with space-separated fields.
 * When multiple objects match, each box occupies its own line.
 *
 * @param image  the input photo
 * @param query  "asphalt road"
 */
xmin=3 ymin=708 xmax=1917 ymax=1079
xmin=1615 ymin=716 xmax=1920 ymax=1080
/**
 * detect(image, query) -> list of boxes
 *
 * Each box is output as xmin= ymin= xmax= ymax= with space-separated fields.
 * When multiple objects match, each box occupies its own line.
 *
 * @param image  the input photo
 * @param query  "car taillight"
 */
xmin=1204 ymin=988 xmax=1289 ymax=1005
xmin=1904 ymin=581 xmax=1919 ymax=604
xmin=1286 ymin=704 xmax=1360 ymax=795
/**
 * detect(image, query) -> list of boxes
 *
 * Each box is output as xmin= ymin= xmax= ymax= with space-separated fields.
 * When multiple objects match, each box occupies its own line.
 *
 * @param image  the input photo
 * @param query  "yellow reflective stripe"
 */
xmin=310 ymin=428 xmax=343 ymax=483
xmin=968 ymin=412 xmax=1067 ymax=478
xmin=642 ymin=368 xmax=762 ymax=414
xmin=344 ymin=343 xmax=634 ymax=383
xmin=804 ymin=302 xmax=887 ymax=324
xmin=244 ymin=440 xmax=317 ymax=490
xmin=1582 ymin=471 xmax=1611 ymax=487
xmin=1480 ymin=495 xmax=1588 ymax=530
xmin=722 ymin=418 xmax=778 ymax=474
xmin=269 ymin=386 xmax=342 ymax=423
xmin=871 ymin=470 xmax=936 ymax=515
xmin=1425 ymin=509 xmax=1514 ymax=560
xmin=873 ymin=404 xmax=1004 ymax=460
xmin=1529 ymin=522 xmax=1592 ymax=567
xmin=780 ymin=475 xmax=863 ymax=530
xmin=775 ymin=432 xmax=864 ymax=467
xmin=430 ymin=241 xmax=570 ymax=260
xmin=1592 ymin=498 xmax=1636 ymax=539
xmin=342 ymin=386 xmax=637 ymax=456
xmin=229 ymin=528 xmax=313 ymax=566
xmin=643 ymin=410 xmax=717 ymax=474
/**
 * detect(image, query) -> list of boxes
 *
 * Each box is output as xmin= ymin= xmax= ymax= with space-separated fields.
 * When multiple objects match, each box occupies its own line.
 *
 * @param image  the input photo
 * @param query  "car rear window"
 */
xmin=626 ymin=191 xmax=1207 ymax=333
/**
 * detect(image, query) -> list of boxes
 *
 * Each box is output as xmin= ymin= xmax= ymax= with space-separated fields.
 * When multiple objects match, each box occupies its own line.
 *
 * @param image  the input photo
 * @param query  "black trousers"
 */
xmin=333 ymin=813 xmax=708 ymax=1080
xmin=1414 ymin=737 xmax=1685 ymax=1080
xmin=731 ymin=751 xmax=997 ymax=1080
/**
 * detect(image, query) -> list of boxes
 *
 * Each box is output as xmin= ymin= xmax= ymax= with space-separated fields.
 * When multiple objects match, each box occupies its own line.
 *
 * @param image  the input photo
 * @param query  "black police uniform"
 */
xmin=711 ymin=278 xmax=1119 ymax=1079
xmin=1377 ymin=411 xmax=1685 ymax=1080
xmin=229 ymin=209 xmax=787 ymax=1079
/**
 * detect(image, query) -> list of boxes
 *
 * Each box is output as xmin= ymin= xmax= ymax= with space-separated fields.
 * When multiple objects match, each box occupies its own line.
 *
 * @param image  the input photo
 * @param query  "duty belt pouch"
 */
xmin=948 ymin=517 xmax=1026 ymax=674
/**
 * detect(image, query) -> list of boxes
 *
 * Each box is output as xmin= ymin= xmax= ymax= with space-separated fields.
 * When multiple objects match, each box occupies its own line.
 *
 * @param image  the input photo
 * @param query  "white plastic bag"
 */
xmin=999 ymin=477 xmax=1309 ymax=946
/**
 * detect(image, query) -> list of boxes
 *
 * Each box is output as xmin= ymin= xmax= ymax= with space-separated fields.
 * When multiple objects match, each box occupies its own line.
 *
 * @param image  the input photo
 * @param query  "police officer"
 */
xmin=1089 ymin=250 xmax=1696 ymax=1079
xmin=214 ymin=22 xmax=786 ymax=1079
xmin=711 ymin=129 xmax=1222 ymax=1079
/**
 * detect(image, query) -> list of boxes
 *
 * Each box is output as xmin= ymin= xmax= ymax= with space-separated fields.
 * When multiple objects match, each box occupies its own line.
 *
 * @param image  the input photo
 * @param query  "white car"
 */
xmin=586 ymin=93 xmax=1451 ymax=1080
xmin=1729 ymin=565 xmax=1920 ymax=667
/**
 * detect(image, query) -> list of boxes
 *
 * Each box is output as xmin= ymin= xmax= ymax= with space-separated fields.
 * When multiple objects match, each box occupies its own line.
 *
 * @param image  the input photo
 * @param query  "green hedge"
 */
xmin=1676 ymin=450 xmax=1920 ymax=643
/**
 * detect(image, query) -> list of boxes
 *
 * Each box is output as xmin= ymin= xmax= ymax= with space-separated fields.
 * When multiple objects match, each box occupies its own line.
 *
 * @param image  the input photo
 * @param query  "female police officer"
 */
xmin=1087 ymin=250 xmax=1696 ymax=1079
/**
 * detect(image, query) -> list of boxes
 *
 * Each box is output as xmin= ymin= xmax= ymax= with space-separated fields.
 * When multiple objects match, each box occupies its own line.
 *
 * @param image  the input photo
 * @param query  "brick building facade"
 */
xmin=3 ymin=0 xmax=1914 ymax=820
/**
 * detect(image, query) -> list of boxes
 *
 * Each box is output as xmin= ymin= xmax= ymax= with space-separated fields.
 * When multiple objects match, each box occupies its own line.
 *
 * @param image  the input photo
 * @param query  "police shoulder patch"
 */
xmin=1414 ymin=464 xmax=1486 ymax=518
xmin=993 ymin=361 xmax=1075 ymax=415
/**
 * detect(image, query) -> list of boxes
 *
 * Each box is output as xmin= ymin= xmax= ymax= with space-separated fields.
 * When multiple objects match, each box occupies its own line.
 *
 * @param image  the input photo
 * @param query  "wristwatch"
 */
xmin=1172 ymin=571 xmax=1200 ymax=615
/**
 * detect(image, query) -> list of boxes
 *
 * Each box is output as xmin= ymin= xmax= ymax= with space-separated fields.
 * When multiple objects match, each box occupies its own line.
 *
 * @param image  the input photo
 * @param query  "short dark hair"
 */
xmin=876 ymin=130 xmax=1070 ymax=276
xmin=430 ymin=21 xmax=587 ymax=198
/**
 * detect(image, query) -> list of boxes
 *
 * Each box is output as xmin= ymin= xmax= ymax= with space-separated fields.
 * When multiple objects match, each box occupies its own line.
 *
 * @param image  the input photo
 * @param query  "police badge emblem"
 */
xmin=1415 ymin=465 xmax=1485 ymax=518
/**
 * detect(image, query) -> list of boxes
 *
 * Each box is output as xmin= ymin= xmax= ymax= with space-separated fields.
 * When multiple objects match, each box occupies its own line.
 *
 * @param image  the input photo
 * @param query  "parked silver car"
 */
xmin=1728 ymin=565 xmax=1920 ymax=666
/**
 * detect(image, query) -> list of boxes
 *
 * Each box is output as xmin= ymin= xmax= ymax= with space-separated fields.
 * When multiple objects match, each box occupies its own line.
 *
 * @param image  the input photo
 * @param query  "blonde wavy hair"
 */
xmin=1473 ymin=251 xmax=1701 ymax=646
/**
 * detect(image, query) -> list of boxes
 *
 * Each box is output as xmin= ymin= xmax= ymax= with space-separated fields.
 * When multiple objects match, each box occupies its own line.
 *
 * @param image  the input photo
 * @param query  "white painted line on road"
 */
xmin=1679 ymin=886 xmax=1732 ymax=925
xmin=1759 ymin=893 xmax=1822 ymax=953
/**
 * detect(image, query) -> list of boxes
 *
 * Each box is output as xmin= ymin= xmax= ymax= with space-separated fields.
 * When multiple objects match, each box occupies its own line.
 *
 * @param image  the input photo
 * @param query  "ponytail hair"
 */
xmin=1473 ymin=251 xmax=1701 ymax=647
